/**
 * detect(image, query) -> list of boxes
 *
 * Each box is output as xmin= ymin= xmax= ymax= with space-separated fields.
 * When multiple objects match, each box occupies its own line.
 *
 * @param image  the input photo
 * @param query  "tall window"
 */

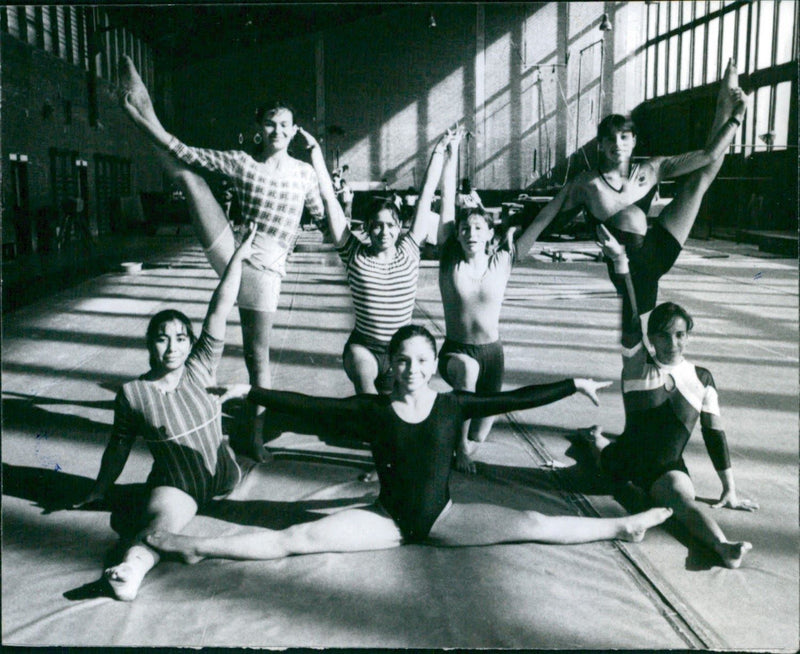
xmin=644 ymin=0 xmax=796 ymax=151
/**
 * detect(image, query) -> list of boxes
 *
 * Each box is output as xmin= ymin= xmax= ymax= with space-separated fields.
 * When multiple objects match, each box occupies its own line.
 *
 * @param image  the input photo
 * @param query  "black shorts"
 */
xmin=600 ymin=441 xmax=690 ymax=492
xmin=344 ymin=330 xmax=394 ymax=394
xmin=438 ymin=338 xmax=504 ymax=394
xmin=604 ymin=223 xmax=682 ymax=317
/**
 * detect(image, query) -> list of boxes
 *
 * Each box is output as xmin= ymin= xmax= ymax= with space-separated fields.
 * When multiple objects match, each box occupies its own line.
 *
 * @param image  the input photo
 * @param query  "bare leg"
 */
xmin=659 ymin=59 xmax=742 ymax=246
xmin=147 ymin=505 xmax=402 ymax=561
xmin=426 ymin=502 xmax=673 ymax=547
xmin=240 ymin=308 xmax=274 ymax=459
xmin=343 ymin=343 xmax=380 ymax=395
xmin=445 ymin=354 xmax=495 ymax=474
xmin=650 ymin=471 xmax=751 ymax=568
xmin=105 ymin=486 xmax=198 ymax=601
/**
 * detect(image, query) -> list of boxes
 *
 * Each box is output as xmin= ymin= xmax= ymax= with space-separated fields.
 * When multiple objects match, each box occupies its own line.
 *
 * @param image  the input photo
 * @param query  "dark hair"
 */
xmin=366 ymin=199 xmax=401 ymax=228
xmin=456 ymin=205 xmax=493 ymax=228
xmin=460 ymin=177 xmax=472 ymax=194
xmin=388 ymin=324 xmax=437 ymax=360
xmin=254 ymin=101 xmax=296 ymax=125
xmin=647 ymin=302 xmax=694 ymax=335
xmin=597 ymin=114 xmax=637 ymax=141
xmin=146 ymin=309 xmax=196 ymax=370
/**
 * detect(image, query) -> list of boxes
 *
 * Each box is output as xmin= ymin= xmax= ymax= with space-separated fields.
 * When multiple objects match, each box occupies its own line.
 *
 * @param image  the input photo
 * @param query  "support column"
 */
xmin=474 ymin=3 xmax=486 ymax=188
xmin=315 ymin=32 xmax=326 ymax=160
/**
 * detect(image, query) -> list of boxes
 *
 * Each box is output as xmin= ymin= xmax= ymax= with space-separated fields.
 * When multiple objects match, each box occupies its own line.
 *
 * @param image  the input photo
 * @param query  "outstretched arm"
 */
xmin=458 ymin=378 xmax=611 ymax=420
xmin=596 ymin=224 xmax=641 ymax=347
xmin=203 ymin=229 xmax=256 ymax=341
xmin=296 ymin=127 xmax=350 ymax=247
xmin=74 ymin=434 xmax=133 ymax=507
xmin=408 ymin=132 xmax=450 ymax=245
xmin=516 ymin=180 xmax=581 ymax=259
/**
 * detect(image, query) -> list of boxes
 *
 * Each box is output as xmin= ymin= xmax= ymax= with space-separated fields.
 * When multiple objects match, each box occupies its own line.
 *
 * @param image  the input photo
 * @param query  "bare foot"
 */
xmin=575 ymin=425 xmax=608 ymax=465
xmin=619 ymin=507 xmax=673 ymax=542
xmin=104 ymin=562 xmax=147 ymax=601
xmin=119 ymin=55 xmax=166 ymax=135
xmin=453 ymin=443 xmax=478 ymax=475
xmin=714 ymin=540 xmax=752 ymax=569
xmin=146 ymin=531 xmax=204 ymax=565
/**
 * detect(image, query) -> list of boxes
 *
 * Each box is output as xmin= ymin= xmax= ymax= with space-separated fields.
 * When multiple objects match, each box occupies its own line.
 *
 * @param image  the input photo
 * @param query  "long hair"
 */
xmin=146 ymin=309 xmax=196 ymax=370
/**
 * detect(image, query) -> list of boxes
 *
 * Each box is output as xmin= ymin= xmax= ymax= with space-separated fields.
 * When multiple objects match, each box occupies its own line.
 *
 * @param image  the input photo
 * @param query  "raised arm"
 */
xmin=203 ymin=229 xmax=256 ymax=341
xmin=596 ymin=224 xmax=641 ymax=347
xmin=295 ymin=127 xmax=349 ymax=246
xmin=516 ymin=180 xmax=582 ymax=259
xmin=435 ymin=128 xmax=463 ymax=245
xmin=652 ymin=90 xmax=747 ymax=180
xmin=408 ymin=132 xmax=450 ymax=245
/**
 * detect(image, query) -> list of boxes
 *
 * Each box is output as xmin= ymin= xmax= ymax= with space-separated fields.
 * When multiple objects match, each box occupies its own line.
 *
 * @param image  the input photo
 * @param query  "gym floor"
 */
xmin=2 ymin=231 xmax=797 ymax=648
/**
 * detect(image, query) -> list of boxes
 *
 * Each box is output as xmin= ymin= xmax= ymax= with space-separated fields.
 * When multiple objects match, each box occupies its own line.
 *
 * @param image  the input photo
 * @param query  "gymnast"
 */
xmin=144 ymin=324 xmax=672 ymax=561
xmin=119 ymin=55 xmax=324 ymax=440
xmin=295 ymin=126 xmax=451 ymax=395
xmin=579 ymin=225 xmax=758 ymax=569
xmin=435 ymin=127 xmax=520 ymax=473
xmin=74 ymin=230 xmax=257 ymax=601
xmin=516 ymin=59 xmax=747 ymax=326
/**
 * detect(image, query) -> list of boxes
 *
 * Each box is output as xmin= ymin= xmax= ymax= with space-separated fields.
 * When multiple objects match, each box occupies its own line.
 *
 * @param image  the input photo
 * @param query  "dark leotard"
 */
xmin=600 ymin=270 xmax=731 ymax=491
xmin=249 ymin=380 xmax=576 ymax=541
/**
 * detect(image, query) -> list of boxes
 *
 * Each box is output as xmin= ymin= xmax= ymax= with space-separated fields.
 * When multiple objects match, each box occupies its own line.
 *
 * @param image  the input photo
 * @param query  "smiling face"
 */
xmin=150 ymin=319 xmax=192 ymax=373
xmin=368 ymin=208 xmax=401 ymax=252
xmin=260 ymin=107 xmax=297 ymax=153
xmin=391 ymin=335 xmax=438 ymax=394
xmin=649 ymin=316 xmax=688 ymax=366
xmin=457 ymin=213 xmax=494 ymax=256
xmin=598 ymin=128 xmax=636 ymax=166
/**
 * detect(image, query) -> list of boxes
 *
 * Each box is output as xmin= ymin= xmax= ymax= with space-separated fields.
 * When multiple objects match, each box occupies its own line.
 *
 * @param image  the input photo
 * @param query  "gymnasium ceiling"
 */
xmin=105 ymin=3 xmax=406 ymax=67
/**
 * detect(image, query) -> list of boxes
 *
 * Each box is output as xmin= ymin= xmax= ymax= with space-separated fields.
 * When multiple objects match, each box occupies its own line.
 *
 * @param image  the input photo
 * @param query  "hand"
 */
xmin=232 ymin=226 xmax=257 ymax=261
xmin=207 ymin=384 xmax=252 ymax=404
xmin=595 ymin=224 xmax=626 ymax=261
xmin=573 ymin=378 xmax=613 ymax=406
xmin=446 ymin=124 xmax=466 ymax=154
xmin=712 ymin=490 xmax=759 ymax=511
xmin=295 ymin=126 xmax=320 ymax=151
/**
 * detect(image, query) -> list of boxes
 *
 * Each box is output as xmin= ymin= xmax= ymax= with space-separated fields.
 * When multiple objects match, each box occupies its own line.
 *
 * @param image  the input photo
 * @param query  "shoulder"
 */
xmin=693 ymin=364 xmax=716 ymax=388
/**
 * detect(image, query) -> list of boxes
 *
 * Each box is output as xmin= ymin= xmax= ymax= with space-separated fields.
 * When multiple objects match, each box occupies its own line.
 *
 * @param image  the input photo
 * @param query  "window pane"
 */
xmin=647 ymin=45 xmax=656 ymax=99
xmin=680 ymin=30 xmax=692 ymax=90
xmin=707 ymin=17 xmax=720 ymax=82
xmin=682 ymin=2 xmax=694 ymax=25
xmin=669 ymin=2 xmax=680 ymax=30
xmin=658 ymin=1 xmax=668 ymax=35
xmin=720 ymin=8 xmax=735 ymax=67
xmin=696 ymin=1 xmax=707 ymax=19
xmin=42 ymin=6 xmax=52 ymax=52
xmin=668 ymin=34 xmax=679 ymax=93
xmin=56 ymin=7 xmax=67 ymax=59
xmin=657 ymin=39 xmax=667 ymax=96
xmin=70 ymin=7 xmax=80 ymax=65
xmin=694 ymin=23 xmax=706 ymax=85
xmin=757 ymin=0 xmax=774 ymax=69
xmin=709 ymin=1 xmax=722 ymax=12
xmin=775 ymin=0 xmax=796 ymax=65
xmin=25 ymin=6 xmax=37 ymax=45
xmin=737 ymin=5 xmax=749 ymax=70
xmin=773 ymin=81 xmax=791 ymax=150
xmin=755 ymin=85 xmax=771 ymax=150
xmin=648 ymin=3 xmax=658 ymax=40
xmin=7 ymin=7 xmax=20 ymax=37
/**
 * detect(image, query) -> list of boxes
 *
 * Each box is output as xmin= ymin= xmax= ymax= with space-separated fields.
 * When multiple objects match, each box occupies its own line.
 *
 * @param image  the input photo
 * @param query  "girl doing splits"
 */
xmin=145 ymin=325 xmax=671 ymax=562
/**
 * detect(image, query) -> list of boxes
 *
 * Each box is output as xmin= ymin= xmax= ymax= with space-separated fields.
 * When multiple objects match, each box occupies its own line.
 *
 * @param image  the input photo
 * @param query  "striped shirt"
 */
xmin=168 ymin=138 xmax=324 ymax=275
xmin=337 ymin=232 xmax=421 ymax=343
xmin=113 ymin=329 xmax=241 ymax=504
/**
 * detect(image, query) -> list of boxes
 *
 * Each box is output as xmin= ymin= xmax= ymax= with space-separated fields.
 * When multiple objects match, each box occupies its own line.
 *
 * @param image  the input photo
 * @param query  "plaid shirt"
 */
xmin=168 ymin=138 xmax=324 ymax=273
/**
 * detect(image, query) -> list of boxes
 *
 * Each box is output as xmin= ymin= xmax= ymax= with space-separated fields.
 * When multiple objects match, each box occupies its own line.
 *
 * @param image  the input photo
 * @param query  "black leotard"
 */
xmin=248 ymin=380 xmax=577 ymax=541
